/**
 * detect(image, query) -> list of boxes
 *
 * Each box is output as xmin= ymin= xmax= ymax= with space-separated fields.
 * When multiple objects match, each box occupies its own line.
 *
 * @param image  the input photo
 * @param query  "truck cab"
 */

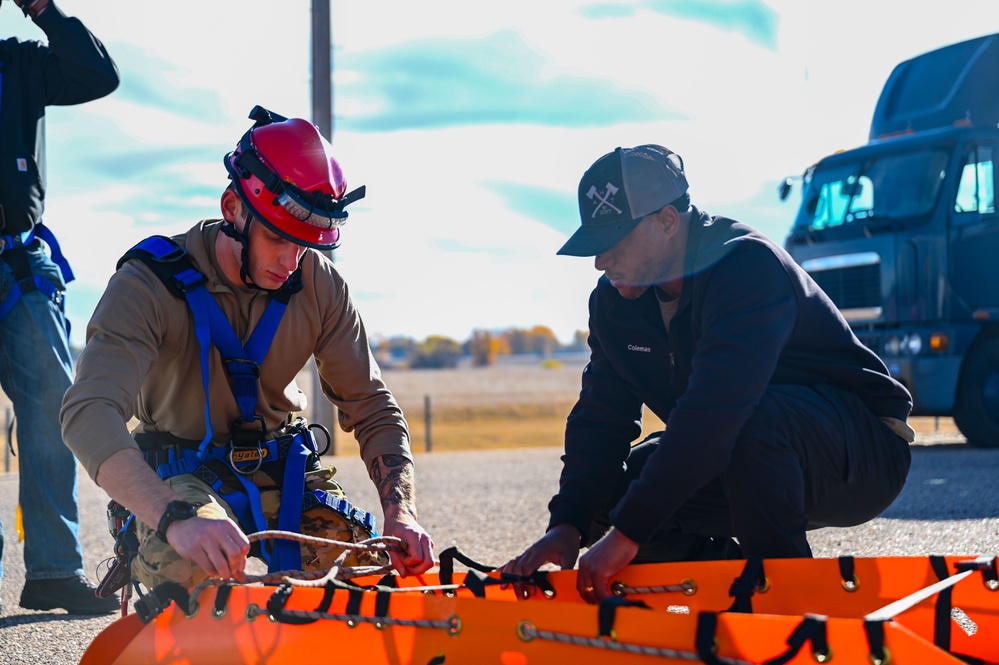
xmin=782 ymin=33 xmax=999 ymax=447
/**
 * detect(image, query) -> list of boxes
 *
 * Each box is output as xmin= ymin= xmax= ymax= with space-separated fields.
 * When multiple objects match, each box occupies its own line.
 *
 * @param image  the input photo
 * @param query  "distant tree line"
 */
xmin=372 ymin=326 xmax=588 ymax=369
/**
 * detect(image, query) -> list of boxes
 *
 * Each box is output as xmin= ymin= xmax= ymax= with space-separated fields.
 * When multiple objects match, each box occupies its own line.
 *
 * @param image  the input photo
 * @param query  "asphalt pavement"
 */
xmin=0 ymin=437 xmax=995 ymax=664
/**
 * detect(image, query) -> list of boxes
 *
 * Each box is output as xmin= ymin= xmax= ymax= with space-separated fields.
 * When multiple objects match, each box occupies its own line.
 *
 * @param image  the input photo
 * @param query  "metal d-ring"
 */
xmin=308 ymin=422 xmax=332 ymax=456
xmin=228 ymin=441 xmax=265 ymax=475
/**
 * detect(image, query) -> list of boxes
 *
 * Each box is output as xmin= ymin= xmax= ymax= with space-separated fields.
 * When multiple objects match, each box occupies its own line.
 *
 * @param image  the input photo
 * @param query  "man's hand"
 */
xmin=166 ymin=514 xmax=250 ymax=582
xmin=498 ymin=523 xmax=581 ymax=599
xmin=369 ymin=454 xmax=435 ymax=576
xmin=576 ymin=527 xmax=638 ymax=603
xmin=382 ymin=509 xmax=435 ymax=576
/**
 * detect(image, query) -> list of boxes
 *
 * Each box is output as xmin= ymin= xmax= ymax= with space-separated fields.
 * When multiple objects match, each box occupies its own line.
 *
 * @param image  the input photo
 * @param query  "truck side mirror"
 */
xmin=778 ymin=178 xmax=793 ymax=201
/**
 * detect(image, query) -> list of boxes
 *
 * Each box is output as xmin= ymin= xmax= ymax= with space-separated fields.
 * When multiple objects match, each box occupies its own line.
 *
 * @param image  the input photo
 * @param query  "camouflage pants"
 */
xmin=132 ymin=465 xmax=387 ymax=589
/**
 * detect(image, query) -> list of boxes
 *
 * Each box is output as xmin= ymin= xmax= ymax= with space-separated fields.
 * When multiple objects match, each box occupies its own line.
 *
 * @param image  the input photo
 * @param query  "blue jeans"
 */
xmin=0 ymin=243 xmax=84 ymax=580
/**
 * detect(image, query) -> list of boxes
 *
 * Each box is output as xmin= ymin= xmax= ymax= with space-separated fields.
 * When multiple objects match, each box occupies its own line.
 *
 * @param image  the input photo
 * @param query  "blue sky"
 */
xmin=3 ymin=1 xmax=999 ymax=347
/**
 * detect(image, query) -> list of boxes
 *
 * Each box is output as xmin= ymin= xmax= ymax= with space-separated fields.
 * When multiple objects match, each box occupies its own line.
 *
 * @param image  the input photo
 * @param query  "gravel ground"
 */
xmin=0 ymin=436 xmax=995 ymax=664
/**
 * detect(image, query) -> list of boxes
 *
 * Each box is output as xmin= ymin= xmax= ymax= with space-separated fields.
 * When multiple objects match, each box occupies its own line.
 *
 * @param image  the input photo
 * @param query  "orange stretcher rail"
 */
xmin=80 ymin=554 xmax=999 ymax=665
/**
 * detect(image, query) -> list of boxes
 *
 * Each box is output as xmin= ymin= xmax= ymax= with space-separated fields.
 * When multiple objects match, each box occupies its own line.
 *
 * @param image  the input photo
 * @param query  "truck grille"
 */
xmin=807 ymin=264 xmax=881 ymax=310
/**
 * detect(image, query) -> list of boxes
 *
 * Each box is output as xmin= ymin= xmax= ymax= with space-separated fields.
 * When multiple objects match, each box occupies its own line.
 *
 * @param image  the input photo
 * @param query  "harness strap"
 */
xmin=33 ymin=224 xmax=75 ymax=282
xmin=274 ymin=442 xmax=309 ymax=571
xmin=202 ymin=290 xmax=288 ymax=426
xmin=0 ymin=225 xmax=74 ymax=335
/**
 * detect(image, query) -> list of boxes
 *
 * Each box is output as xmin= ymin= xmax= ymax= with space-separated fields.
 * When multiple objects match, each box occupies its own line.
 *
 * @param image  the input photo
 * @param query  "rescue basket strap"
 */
xmin=374 ymin=589 xmax=391 ymax=618
xmin=695 ymin=612 xmax=726 ymax=665
xmin=135 ymin=581 xmax=191 ymax=624
xmin=762 ymin=614 xmax=829 ymax=665
xmin=458 ymin=568 xmax=554 ymax=598
xmin=597 ymin=596 xmax=650 ymax=639
xmin=929 ymin=554 xmax=953 ymax=651
xmin=264 ymin=578 xmax=361 ymax=626
xmin=437 ymin=545 xmax=496 ymax=587
xmin=213 ymin=583 xmax=233 ymax=616
xmin=837 ymin=555 xmax=856 ymax=588
xmin=864 ymin=620 xmax=887 ymax=664
xmin=266 ymin=584 xmax=317 ymax=625
xmin=727 ymin=556 xmax=765 ymax=613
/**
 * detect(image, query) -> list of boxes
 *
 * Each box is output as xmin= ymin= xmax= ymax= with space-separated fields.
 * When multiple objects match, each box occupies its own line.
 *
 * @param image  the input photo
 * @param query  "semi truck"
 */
xmin=779 ymin=32 xmax=999 ymax=447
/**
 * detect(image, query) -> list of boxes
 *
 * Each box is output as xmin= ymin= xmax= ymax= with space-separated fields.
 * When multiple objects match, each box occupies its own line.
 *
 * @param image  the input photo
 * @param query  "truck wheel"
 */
xmin=953 ymin=337 xmax=999 ymax=448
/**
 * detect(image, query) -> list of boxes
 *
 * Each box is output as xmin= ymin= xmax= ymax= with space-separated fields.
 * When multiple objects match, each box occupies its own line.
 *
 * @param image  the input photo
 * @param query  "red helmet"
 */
xmin=224 ymin=107 xmax=366 ymax=249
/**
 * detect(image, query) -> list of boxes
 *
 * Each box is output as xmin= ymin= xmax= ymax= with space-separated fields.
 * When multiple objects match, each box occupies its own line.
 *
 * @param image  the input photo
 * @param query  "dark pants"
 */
xmin=590 ymin=384 xmax=912 ymax=560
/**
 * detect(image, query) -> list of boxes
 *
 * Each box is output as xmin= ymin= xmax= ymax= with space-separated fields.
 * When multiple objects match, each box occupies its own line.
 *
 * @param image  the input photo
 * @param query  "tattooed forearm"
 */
xmin=369 ymin=454 xmax=416 ymax=513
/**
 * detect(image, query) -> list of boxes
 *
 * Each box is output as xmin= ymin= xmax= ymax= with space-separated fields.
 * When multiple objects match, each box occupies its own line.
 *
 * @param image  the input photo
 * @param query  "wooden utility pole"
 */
xmin=310 ymin=0 xmax=337 ymax=454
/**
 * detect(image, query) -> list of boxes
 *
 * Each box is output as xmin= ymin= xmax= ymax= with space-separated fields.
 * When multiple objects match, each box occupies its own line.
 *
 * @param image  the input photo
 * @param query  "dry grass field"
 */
xmin=365 ymin=359 xmax=962 ymax=452
xmin=0 ymin=358 xmax=965 ymax=472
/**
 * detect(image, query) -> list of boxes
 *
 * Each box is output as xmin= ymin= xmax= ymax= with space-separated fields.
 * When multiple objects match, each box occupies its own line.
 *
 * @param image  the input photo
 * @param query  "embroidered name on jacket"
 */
xmin=628 ymin=344 xmax=651 ymax=353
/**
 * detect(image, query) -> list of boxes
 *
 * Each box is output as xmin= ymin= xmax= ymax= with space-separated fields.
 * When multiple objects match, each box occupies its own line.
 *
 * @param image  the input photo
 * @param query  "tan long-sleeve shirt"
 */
xmin=61 ymin=220 xmax=411 ymax=481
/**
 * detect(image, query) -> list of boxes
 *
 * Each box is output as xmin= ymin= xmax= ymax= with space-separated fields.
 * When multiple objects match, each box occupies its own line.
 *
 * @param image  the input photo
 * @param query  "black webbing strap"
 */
xmin=374 ymin=589 xmax=392 ymax=619
xmin=864 ymin=620 xmax=888 ymax=664
xmin=376 ymin=573 xmax=399 ymax=589
xmin=437 ymin=545 xmax=496 ymax=587
xmin=460 ymin=567 xmax=556 ymax=599
xmin=929 ymin=555 xmax=953 ymax=651
xmin=213 ymin=583 xmax=233 ymax=616
xmin=463 ymin=569 xmax=492 ymax=598
xmin=695 ymin=612 xmax=726 ymax=665
xmin=728 ymin=557 xmax=765 ymax=613
xmin=315 ymin=579 xmax=340 ymax=614
xmin=266 ymin=584 xmax=315 ymax=625
xmin=955 ymin=556 xmax=999 ymax=584
xmin=345 ymin=587 xmax=364 ymax=617
xmin=1 ymin=242 xmax=37 ymax=294
xmin=763 ymin=614 xmax=829 ymax=665
xmin=135 ymin=581 xmax=191 ymax=624
xmin=597 ymin=596 xmax=649 ymax=639
xmin=266 ymin=577 xmax=355 ymax=625
xmin=838 ymin=555 xmax=856 ymax=588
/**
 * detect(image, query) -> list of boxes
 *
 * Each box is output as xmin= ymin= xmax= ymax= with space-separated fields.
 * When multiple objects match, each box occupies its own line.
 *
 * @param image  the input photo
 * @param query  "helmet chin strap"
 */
xmin=220 ymin=209 xmax=304 ymax=295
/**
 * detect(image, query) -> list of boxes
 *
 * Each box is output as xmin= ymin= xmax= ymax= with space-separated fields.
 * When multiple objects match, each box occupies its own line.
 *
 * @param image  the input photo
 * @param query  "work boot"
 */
xmin=19 ymin=576 xmax=118 ymax=615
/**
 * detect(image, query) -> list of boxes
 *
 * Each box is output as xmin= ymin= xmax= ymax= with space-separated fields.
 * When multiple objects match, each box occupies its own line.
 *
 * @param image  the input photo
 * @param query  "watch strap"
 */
xmin=156 ymin=500 xmax=198 ymax=542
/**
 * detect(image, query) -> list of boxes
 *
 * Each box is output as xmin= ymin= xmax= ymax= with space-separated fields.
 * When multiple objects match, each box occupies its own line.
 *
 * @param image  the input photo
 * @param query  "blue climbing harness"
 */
xmin=116 ymin=235 xmax=375 ymax=573
xmin=0 ymin=224 xmax=75 ymax=335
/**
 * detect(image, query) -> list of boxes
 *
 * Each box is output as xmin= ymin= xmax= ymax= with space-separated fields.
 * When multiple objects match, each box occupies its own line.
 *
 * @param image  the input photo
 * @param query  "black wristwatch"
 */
xmin=155 ymin=500 xmax=198 ymax=542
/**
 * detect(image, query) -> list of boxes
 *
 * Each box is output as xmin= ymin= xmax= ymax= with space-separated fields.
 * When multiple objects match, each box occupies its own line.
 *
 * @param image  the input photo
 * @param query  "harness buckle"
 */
xmin=228 ymin=416 xmax=268 ymax=475
xmin=223 ymin=357 xmax=260 ymax=379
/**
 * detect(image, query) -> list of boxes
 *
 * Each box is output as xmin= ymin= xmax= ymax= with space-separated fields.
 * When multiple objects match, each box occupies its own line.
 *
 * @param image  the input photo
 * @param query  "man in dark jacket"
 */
xmin=0 ymin=0 xmax=119 ymax=613
xmin=503 ymin=145 xmax=913 ymax=603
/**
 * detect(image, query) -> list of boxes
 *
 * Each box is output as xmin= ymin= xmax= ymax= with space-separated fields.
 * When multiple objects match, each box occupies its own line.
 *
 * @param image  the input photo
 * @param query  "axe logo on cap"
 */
xmin=586 ymin=182 xmax=623 ymax=219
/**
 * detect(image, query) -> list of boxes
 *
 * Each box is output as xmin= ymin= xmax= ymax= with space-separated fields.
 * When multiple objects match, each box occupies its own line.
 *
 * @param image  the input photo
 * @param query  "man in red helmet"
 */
xmin=61 ymin=108 xmax=435 ymax=592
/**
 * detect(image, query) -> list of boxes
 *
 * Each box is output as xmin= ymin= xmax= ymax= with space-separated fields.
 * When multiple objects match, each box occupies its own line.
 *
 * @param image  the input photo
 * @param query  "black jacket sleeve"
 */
xmin=546 ymin=287 xmax=646 ymax=543
xmin=33 ymin=3 xmax=120 ymax=105
xmin=0 ymin=2 xmax=119 ymax=231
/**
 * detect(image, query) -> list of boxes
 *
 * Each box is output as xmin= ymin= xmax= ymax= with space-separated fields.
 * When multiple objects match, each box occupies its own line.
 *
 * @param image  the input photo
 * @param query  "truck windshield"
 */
xmin=794 ymin=149 xmax=949 ymax=231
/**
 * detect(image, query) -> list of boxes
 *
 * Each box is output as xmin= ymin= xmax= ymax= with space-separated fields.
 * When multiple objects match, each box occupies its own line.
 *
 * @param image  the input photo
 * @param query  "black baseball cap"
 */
xmin=558 ymin=145 xmax=689 ymax=257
